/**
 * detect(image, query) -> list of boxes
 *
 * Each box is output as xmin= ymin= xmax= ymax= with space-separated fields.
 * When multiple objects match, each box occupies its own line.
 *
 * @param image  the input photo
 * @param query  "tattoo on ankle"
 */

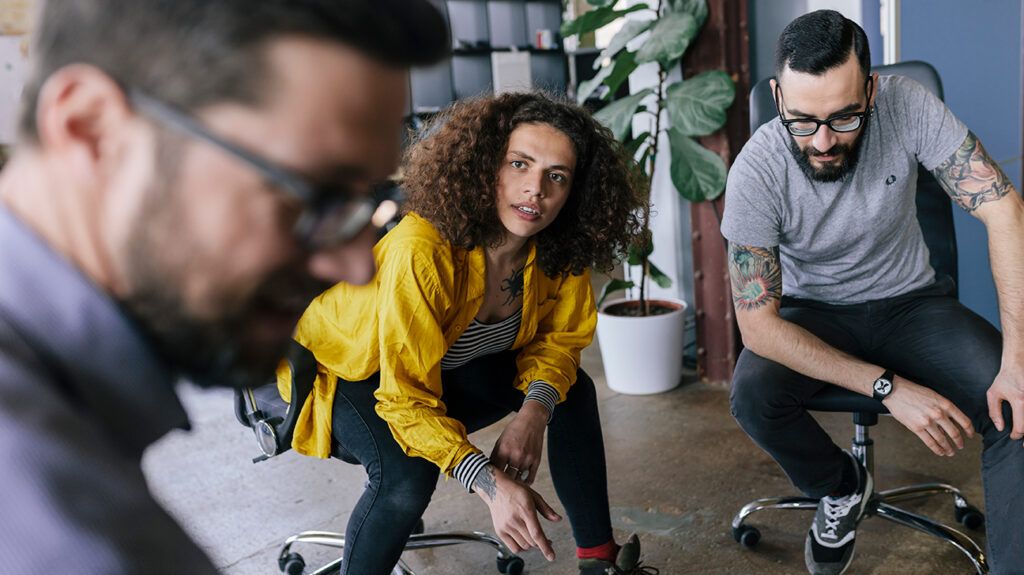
xmin=500 ymin=266 xmax=525 ymax=306
xmin=475 ymin=465 xmax=498 ymax=500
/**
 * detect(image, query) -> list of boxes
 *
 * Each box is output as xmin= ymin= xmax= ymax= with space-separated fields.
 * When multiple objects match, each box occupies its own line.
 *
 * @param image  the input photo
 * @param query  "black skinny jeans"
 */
xmin=330 ymin=350 xmax=613 ymax=575
xmin=730 ymin=276 xmax=1023 ymax=573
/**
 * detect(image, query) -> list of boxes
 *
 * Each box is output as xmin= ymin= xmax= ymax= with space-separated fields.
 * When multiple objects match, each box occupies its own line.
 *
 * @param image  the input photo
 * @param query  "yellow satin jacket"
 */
xmin=279 ymin=212 xmax=596 ymax=476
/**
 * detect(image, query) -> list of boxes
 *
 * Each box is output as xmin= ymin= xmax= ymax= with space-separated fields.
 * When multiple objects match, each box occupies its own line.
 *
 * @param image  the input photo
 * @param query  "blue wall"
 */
xmin=900 ymin=0 xmax=1023 ymax=328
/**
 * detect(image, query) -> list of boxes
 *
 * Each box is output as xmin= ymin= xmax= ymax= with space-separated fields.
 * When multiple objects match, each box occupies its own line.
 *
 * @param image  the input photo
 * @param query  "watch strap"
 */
xmin=872 ymin=369 xmax=895 ymax=401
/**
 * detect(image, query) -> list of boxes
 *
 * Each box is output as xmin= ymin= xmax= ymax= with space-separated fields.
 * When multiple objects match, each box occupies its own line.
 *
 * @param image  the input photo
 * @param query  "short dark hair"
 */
xmin=402 ymin=92 xmax=645 ymax=278
xmin=775 ymin=9 xmax=870 ymax=79
xmin=19 ymin=0 xmax=449 ymax=143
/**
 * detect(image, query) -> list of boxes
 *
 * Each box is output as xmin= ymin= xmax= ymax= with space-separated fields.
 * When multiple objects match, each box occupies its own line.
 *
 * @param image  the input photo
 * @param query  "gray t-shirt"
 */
xmin=720 ymin=74 xmax=968 ymax=304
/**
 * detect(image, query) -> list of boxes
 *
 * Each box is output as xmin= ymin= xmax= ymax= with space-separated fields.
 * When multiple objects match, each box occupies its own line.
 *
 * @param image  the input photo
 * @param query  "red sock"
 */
xmin=577 ymin=540 xmax=619 ymax=562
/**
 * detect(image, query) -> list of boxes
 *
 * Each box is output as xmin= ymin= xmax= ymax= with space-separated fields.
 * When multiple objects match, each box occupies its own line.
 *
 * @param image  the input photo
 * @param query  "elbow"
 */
xmin=737 ymin=317 xmax=774 ymax=358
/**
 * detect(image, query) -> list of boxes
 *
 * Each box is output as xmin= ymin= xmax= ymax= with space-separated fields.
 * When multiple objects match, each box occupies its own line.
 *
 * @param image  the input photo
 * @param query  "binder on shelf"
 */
xmin=491 ymin=51 xmax=533 ymax=94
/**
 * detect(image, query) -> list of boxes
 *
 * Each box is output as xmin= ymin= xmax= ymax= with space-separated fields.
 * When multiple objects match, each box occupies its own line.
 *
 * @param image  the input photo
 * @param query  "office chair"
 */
xmin=729 ymin=61 xmax=988 ymax=574
xmin=235 ymin=341 xmax=524 ymax=575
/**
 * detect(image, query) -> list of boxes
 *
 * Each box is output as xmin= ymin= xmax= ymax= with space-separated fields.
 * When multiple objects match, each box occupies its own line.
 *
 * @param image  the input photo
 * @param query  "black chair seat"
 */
xmin=804 ymin=385 xmax=889 ymax=415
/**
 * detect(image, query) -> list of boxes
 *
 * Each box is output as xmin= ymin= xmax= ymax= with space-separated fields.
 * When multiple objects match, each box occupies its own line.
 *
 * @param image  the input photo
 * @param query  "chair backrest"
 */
xmin=234 ymin=341 xmax=318 ymax=462
xmin=747 ymin=61 xmax=958 ymax=292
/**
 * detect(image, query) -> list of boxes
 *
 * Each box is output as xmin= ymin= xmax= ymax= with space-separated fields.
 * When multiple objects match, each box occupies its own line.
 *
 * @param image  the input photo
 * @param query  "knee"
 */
xmin=551 ymin=369 xmax=597 ymax=418
xmin=730 ymin=352 xmax=773 ymax=421
xmin=365 ymin=458 xmax=438 ymax=514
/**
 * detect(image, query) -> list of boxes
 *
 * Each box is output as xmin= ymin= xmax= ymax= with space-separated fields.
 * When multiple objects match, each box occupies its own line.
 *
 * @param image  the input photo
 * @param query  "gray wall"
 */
xmin=750 ymin=0 xmax=882 ymax=84
xmin=901 ymin=0 xmax=1024 ymax=328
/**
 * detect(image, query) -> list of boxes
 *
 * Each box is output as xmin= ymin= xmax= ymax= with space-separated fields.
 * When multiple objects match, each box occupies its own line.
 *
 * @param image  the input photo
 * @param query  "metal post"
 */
xmin=681 ymin=0 xmax=750 ymax=385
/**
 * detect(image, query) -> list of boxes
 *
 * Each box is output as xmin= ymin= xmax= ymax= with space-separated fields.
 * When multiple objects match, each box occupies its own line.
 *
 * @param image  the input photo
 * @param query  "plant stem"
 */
xmin=640 ymin=0 xmax=666 ymax=317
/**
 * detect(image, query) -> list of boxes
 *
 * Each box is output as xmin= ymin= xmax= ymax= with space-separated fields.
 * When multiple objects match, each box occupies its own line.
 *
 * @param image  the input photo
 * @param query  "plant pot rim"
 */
xmin=598 ymin=296 xmax=688 ymax=317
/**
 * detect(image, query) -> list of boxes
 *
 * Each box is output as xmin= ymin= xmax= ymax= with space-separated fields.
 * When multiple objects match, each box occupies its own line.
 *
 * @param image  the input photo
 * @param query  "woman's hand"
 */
xmin=489 ymin=401 xmax=549 ymax=485
xmin=473 ymin=464 xmax=562 ymax=560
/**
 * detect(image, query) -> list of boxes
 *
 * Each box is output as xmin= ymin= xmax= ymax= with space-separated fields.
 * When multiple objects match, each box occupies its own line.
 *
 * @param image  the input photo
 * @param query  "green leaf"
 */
xmin=561 ymin=4 xmax=648 ymax=38
xmin=635 ymin=11 xmax=698 ymax=67
xmin=668 ymin=130 xmax=727 ymax=201
xmin=586 ymin=0 xmax=617 ymax=7
xmin=666 ymin=70 xmax=735 ymax=136
xmin=598 ymin=278 xmax=635 ymax=309
xmin=648 ymin=261 xmax=673 ymax=289
xmin=598 ymin=19 xmax=654 ymax=62
xmin=578 ymin=47 xmax=640 ymax=104
xmin=626 ymin=229 xmax=654 ymax=265
xmin=593 ymin=88 xmax=653 ymax=141
xmin=669 ymin=0 xmax=708 ymax=28
xmin=624 ymin=131 xmax=651 ymax=159
xmin=599 ymin=49 xmax=640 ymax=100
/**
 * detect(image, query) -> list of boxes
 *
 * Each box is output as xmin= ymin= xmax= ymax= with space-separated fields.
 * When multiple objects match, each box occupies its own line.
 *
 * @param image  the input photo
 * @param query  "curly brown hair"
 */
xmin=402 ymin=91 xmax=645 ymax=277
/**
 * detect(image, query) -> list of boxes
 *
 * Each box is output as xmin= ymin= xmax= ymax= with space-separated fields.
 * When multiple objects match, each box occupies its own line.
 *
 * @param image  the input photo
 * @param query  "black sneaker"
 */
xmin=578 ymin=534 xmax=659 ymax=574
xmin=804 ymin=451 xmax=873 ymax=575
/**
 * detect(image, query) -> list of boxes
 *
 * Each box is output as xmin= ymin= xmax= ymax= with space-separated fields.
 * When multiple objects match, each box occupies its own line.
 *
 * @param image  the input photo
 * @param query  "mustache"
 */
xmin=806 ymin=144 xmax=850 ymax=157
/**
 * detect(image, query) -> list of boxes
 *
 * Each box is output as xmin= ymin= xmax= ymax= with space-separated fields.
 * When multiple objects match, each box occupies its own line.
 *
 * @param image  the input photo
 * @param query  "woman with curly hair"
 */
xmin=284 ymin=91 xmax=655 ymax=574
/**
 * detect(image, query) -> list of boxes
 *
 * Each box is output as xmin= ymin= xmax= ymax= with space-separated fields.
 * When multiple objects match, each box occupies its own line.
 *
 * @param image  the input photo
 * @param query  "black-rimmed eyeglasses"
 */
xmin=775 ymin=77 xmax=873 ymax=137
xmin=129 ymin=90 xmax=386 ymax=250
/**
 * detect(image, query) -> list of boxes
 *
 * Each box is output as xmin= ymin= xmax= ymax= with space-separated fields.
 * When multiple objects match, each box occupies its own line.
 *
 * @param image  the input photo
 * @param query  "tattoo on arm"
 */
xmin=475 ymin=465 xmax=498 ymax=500
xmin=728 ymin=243 xmax=782 ymax=312
xmin=500 ymin=266 xmax=525 ymax=306
xmin=932 ymin=132 xmax=1012 ymax=213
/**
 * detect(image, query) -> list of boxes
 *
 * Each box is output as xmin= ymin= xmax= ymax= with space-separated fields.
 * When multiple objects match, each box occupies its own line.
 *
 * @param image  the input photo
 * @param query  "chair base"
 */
xmin=731 ymin=425 xmax=988 ymax=574
xmin=276 ymin=528 xmax=524 ymax=575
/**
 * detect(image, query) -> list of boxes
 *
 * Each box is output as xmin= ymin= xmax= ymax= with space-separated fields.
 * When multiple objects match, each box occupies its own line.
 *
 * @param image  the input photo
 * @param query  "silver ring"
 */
xmin=507 ymin=466 xmax=520 ymax=474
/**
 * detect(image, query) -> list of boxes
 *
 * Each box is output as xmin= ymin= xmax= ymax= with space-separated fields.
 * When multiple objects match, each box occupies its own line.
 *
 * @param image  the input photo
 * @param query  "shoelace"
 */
xmin=821 ymin=492 xmax=863 ymax=539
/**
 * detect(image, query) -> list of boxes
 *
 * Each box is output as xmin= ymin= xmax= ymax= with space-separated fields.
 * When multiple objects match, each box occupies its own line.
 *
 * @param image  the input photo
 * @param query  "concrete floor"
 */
xmin=145 ymin=339 xmax=988 ymax=574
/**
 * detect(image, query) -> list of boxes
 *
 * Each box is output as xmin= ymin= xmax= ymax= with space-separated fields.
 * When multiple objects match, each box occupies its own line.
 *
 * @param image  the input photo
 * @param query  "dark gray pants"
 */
xmin=729 ymin=277 xmax=1022 ymax=572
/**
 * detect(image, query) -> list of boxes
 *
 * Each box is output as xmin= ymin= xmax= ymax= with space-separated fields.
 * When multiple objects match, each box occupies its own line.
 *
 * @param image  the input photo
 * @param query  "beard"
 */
xmin=119 ymin=135 xmax=329 ymax=390
xmin=789 ymin=114 xmax=870 ymax=183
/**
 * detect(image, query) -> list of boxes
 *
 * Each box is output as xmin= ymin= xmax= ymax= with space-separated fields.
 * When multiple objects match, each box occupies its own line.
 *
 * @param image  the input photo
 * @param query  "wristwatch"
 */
xmin=872 ymin=370 xmax=895 ymax=402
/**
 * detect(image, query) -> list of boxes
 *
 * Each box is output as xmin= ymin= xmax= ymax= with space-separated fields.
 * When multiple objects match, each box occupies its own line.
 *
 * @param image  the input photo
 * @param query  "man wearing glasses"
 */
xmin=722 ymin=10 xmax=1023 ymax=575
xmin=0 ymin=1 xmax=446 ymax=572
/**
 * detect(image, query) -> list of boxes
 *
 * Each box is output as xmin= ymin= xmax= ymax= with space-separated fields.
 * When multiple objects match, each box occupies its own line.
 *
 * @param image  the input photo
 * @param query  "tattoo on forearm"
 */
xmin=500 ymin=266 xmax=525 ymax=306
xmin=475 ymin=465 xmax=498 ymax=500
xmin=932 ymin=132 xmax=1012 ymax=213
xmin=728 ymin=243 xmax=782 ymax=312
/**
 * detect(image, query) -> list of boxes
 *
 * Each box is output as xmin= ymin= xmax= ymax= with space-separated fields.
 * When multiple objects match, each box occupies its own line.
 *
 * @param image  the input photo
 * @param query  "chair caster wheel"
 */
xmin=412 ymin=518 xmax=425 ymax=535
xmin=497 ymin=555 xmax=525 ymax=575
xmin=955 ymin=505 xmax=985 ymax=530
xmin=733 ymin=524 xmax=761 ymax=548
xmin=279 ymin=552 xmax=305 ymax=574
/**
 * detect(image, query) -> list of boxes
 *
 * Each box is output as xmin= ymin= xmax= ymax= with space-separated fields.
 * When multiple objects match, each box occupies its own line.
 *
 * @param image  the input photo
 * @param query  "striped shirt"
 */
xmin=441 ymin=310 xmax=523 ymax=370
xmin=444 ymin=309 xmax=561 ymax=492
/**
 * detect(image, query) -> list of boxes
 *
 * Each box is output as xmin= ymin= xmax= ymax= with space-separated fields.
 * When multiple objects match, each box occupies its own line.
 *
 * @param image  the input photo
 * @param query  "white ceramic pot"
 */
xmin=595 ymin=297 xmax=687 ymax=395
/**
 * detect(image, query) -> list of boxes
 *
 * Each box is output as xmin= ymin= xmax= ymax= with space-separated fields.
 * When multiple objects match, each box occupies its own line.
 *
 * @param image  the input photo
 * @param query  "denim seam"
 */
xmin=336 ymin=389 xmax=385 ymax=574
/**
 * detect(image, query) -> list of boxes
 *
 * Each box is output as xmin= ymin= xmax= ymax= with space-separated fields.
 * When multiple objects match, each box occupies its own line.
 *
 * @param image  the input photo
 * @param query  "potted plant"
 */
xmin=562 ymin=0 xmax=734 ymax=394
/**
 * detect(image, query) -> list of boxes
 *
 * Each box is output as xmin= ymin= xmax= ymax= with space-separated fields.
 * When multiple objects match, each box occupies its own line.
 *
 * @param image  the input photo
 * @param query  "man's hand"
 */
xmin=883 ymin=377 xmax=975 ymax=456
xmin=473 ymin=464 xmax=562 ymax=560
xmin=987 ymin=365 xmax=1024 ymax=442
xmin=489 ymin=401 xmax=548 ymax=485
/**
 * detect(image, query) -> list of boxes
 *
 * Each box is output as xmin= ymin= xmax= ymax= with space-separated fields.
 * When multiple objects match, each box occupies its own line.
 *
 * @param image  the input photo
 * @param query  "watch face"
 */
xmin=874 ymin=378 xmax=892 ymax=395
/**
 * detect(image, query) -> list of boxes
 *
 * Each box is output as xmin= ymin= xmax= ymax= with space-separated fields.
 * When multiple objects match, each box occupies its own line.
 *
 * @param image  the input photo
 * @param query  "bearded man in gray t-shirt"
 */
xmin=721 ymin=10 xmax=1023 ymax=575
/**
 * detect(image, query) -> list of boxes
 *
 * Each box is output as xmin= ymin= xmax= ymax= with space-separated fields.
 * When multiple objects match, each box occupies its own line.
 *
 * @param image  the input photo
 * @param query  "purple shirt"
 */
xmin=0 ymin=206 xmax=218 ymax=573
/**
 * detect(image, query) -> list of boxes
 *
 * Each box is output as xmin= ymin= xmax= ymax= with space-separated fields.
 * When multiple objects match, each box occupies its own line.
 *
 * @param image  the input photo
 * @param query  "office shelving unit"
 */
xmin=410 ymin=0 xmax=568 ymax=114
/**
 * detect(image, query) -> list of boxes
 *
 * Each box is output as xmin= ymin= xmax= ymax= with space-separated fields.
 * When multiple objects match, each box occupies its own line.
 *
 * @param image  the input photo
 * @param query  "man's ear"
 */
xmin=34 ymin=64 xmax=134 ymax=178
xmin=769 ymin=78 xmax=779 ymax=108
xmin=868 ymin=71 xmax=880 ymax=107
